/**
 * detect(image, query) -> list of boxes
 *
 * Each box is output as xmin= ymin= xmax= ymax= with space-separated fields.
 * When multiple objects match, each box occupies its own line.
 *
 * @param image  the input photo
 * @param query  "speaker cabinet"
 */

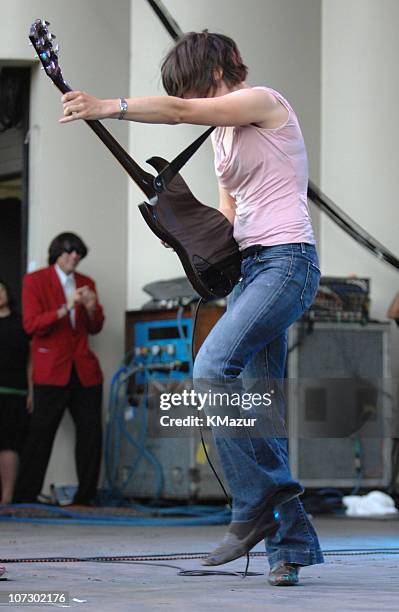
xmin=288 ymin=322 xmax=392 ymax=487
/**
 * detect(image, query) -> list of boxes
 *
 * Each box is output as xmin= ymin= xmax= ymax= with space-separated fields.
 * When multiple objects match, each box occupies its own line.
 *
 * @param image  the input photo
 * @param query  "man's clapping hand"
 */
xmin=64 ymin=286 xmax=97 ymax=316
xmin=77 ymin=286 xmax=97 ymax=316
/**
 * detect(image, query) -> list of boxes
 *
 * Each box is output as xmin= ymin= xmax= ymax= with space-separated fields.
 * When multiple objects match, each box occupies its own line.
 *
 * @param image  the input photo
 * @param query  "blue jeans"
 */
xmin=193 ymin=242 xmax=324 ymax=567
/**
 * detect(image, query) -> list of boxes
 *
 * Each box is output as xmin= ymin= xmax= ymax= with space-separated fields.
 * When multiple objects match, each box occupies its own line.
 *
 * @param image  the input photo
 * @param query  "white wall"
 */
xmin=1 ymin=1 xmax=130 ymax=493
xmin=321 ymin=0 xmax=399 ymax=321
xmin=321 ymin=0 xmax=399 ymax=386
xmin=128 ymin=0 xmax=322 ymax=308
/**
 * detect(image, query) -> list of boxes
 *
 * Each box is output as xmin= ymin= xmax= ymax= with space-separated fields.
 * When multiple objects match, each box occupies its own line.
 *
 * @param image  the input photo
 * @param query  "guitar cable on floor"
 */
xmin=2 ymin=550 xmax=399 ymax=580
xmin=190 ymin=297 xmax=252 ymax=578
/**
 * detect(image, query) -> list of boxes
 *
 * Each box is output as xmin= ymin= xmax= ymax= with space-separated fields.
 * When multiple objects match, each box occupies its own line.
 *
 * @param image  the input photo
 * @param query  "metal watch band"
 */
xmin=118 ymin=97 xmax=128 ymax=120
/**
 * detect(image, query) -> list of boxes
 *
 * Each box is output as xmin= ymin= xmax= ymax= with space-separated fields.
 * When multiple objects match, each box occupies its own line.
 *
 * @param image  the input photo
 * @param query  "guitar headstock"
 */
xmin=29 ymin=19 xmax=64 ymax=88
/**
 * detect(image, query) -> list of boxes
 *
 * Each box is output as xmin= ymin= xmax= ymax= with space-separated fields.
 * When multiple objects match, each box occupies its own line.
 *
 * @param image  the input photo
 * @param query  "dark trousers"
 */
xmin=15 ymin=367 xmax=102 ymax=504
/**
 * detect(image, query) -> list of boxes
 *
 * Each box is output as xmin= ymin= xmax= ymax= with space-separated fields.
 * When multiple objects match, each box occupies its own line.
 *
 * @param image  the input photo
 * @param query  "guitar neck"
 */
xmin=56 ymin=79 xmax=156 ymax=200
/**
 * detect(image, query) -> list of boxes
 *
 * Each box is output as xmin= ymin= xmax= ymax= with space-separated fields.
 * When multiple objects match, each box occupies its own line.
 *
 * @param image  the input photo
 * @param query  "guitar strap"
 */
xmin=153 ymin=126 xmax=216 ymax=193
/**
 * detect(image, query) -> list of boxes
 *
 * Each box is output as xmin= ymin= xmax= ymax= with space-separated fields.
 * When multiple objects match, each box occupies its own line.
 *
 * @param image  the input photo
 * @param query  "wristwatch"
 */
xmin=118 ymin=97 xmax=128 ymax=120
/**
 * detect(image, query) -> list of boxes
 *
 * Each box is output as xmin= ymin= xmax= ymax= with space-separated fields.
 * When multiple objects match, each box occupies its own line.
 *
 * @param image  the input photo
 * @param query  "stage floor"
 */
xmin=1 ymin=517 xmax=398 ymax=611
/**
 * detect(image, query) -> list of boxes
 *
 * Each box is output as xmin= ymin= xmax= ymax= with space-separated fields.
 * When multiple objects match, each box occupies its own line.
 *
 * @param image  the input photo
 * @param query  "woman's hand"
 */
xmin=60 ymin=91 xmax=115 ymax=123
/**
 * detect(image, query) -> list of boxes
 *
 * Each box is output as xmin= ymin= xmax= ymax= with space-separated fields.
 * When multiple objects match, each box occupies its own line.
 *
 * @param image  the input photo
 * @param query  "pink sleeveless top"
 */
xmin=212 ymin=86 xmax=315 ymax=249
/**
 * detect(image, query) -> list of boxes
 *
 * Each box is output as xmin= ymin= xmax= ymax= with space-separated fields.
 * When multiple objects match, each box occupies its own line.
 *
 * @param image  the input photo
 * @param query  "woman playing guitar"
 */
xmin=60 ymin=30 xmax=323 ymax=586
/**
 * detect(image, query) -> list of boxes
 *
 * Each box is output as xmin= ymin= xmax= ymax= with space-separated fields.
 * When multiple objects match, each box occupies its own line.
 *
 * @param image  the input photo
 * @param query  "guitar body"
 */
xmin=140 ymin=157 xmax=241 ymax=300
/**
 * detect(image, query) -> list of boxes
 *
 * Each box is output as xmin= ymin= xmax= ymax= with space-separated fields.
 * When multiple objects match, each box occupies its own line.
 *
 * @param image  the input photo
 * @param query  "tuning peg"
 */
xmin=53 ymin=44 xmax=60 ymax=54
xmin=28 ymin=42 xmax=33 ymax=46
xmin=41 ymin=19 xmax=50 ymax=26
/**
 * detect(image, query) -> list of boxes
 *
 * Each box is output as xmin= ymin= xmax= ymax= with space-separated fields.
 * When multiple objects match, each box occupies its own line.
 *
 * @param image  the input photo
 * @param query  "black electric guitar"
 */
xmin=29 ymin=19 xmax=241 ymax=300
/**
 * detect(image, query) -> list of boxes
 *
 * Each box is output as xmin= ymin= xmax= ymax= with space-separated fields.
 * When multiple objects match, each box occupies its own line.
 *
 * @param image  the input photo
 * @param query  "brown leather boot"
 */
xmin=268 ymin=561 xmax=300 ymax=586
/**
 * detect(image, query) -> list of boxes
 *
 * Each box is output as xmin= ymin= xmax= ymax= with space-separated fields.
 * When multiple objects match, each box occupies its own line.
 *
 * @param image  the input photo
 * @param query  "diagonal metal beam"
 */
xmin=146 ymin=0 xmax=182 ymax=40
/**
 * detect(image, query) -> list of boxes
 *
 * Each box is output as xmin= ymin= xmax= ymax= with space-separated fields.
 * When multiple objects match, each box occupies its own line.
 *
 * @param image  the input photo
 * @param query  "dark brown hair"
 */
xmin=161 ymin=30 xmax=248 ymax=98
xmin=48 ymin=232 xmax=88 ymax=265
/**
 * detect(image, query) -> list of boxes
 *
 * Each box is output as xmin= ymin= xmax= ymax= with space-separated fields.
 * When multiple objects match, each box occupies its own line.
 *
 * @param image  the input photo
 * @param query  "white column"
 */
xmin=321 ymin=0 xmax=399 ymax=320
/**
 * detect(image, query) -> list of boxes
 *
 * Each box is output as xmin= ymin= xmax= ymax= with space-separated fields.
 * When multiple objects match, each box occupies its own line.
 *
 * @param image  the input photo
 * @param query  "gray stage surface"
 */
xmin=1 ymin=517 xmax=399 ymax=611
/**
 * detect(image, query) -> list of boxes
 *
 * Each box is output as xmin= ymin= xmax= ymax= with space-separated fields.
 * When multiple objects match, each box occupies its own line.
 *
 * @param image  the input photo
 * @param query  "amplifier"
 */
xmin=287 ymin=322 xmax=392 ymax=488
xmin=120 ymin=407 xmax=226 ymax=500
xmin=132 ymin=317 xmax=193 ymax=384
xmin=125 ymin=305 xmax=225 ymax=385
xmin=306 ymin=276 xmax=370 ymax=323
xmin=123 ymin=305 xmax=227 ymax=500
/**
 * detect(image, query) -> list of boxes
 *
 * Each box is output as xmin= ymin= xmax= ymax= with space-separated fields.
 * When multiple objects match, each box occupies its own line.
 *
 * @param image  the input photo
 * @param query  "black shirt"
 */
xmin=0 ymin=313 xmax=29 ymax=389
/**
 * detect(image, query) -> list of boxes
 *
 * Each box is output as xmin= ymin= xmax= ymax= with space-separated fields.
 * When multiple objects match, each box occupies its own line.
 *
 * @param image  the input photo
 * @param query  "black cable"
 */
xmin=191 ymin=298 xmax=232 ymax=504
xmin=190 ymin=297 xmax=203 ymax=363
xmin=2 ymin=548 xmax=399 ymax=569
xmin=93 ymin=559 xmax=261 ymax=578
xmin=190 ymin=299 xmax=230 ymax=500
xmin=198 ymin=428 xmax=230 ymax=503
xmin=190 ymin=298 xmax=252 ymax=577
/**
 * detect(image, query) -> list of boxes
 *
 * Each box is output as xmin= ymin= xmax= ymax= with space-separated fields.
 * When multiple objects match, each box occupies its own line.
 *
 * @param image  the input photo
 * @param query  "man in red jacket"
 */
xmin=15 ymin=232 xmax=104 ymax=505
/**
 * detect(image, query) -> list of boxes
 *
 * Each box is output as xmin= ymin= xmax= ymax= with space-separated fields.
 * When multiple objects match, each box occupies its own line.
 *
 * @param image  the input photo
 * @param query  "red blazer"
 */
xmin=22 ymin=266 xmax=105 ymax=387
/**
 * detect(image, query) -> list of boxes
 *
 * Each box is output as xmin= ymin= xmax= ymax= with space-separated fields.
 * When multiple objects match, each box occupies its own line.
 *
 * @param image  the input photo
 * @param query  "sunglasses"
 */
xmin=63 ymin=247 xmax=83 ymax=256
